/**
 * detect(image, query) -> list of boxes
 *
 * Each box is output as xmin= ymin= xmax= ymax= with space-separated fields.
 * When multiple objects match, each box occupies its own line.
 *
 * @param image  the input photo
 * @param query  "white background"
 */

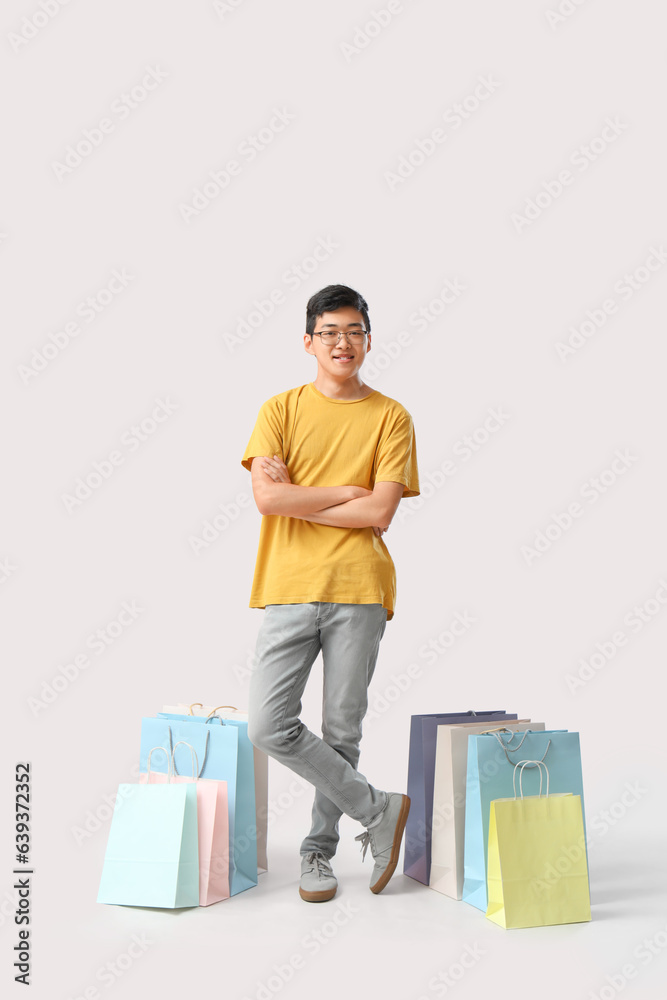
xmin=3 ymin=1 xmax=667 ymax=998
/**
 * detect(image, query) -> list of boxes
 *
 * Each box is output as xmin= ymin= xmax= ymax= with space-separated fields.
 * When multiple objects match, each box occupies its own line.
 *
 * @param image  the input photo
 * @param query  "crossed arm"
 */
xmin=249 ymin=455 xmax=405 ymax=534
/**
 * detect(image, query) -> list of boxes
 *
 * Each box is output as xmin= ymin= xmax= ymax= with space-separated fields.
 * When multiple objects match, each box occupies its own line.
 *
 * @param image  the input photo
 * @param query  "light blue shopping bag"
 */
xmin=141 ymin=716 xmax=257 ymax=895
xmin=157 ymin=713 xmax=259 ymax=880
xmin=98 ymin=746 xmax=199 ymax=908
xmin=462 ymin=729 xmax=586 ymax=912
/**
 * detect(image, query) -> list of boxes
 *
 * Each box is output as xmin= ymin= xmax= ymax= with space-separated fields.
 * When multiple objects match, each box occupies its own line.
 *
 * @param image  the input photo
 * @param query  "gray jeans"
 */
xmin=247 ymin=602 xmax=389 ymax=858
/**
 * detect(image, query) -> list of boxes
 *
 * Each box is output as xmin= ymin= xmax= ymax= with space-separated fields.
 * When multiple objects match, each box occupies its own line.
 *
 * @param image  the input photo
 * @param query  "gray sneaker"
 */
xmin=355 ymin=792 xmax=411 ymax=894
xmin=299 ymin=851 xmax=338 ymax=902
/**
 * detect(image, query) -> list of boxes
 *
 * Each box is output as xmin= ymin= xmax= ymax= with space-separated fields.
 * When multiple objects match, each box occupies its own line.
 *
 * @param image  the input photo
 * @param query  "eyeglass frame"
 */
xmin=310 ymin=328 xmax=370 ymax=345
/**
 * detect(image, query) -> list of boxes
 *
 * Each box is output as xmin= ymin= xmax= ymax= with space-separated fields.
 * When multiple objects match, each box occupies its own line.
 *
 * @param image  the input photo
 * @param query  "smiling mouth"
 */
xmin=332 ymin=354 xmax=354 ymax=362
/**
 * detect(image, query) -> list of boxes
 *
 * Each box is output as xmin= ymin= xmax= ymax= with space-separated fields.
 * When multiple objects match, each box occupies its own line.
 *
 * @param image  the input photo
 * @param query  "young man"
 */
xmin=241 ymin=284 xmax=420 ymax=901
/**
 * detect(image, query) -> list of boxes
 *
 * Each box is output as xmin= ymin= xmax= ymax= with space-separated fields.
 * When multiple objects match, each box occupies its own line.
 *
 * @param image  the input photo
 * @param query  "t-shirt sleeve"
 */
xmin=241 ymin=397 xmax=285 ymax=472
xmin=374 ymin=409 xmax=420 ymax=497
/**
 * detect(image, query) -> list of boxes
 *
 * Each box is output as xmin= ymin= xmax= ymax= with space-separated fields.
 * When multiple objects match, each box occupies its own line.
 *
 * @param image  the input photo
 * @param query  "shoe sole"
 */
xmin=299 ymin=886 xmax=337 ymax=902
xmin=370 ymin=794 xmax=411 ymax=895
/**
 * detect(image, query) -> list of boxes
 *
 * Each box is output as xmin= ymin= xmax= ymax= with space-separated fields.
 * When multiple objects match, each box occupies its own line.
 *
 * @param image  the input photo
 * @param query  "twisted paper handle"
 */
xmin=146 ymin=746 xmax=172 ymax=782
xmin=512 ymin=759 xmax=550 ymax=799
xmin=171 ymin=741 xmax=200 ymax=781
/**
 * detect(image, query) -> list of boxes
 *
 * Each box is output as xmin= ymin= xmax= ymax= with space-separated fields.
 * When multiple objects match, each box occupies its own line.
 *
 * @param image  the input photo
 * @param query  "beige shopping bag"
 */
xmin=429 ymin=720 xmax=545 ymax=899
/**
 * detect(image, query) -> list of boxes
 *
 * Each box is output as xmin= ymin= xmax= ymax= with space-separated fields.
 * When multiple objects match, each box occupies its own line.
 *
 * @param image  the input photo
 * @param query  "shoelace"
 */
xmin=354 ymin=830 xmax=371 ymax=862
xmin=303 ymin=852 xmax=332 ymax=878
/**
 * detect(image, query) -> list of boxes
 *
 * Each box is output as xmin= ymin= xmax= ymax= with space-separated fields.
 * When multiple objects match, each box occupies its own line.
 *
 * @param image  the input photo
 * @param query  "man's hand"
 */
xmin=260 ymin=455 xmax=291 ymax=484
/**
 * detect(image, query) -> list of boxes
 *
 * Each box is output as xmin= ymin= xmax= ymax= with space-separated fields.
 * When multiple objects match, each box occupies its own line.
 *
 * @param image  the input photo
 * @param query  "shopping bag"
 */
xmin=98 ymin=746 xmax=199 ymax=908
xmin=161 ymin=703 xmax=268 ymax=873
xmin=404 ymin=711 xmax=518 ymax=884
xmin=157 ymin=709 xmax=262 ymax=880
xmin=140 ymin=716 xmax=257 ymax=895
xmin=486 ymin=760 xmax=591 ymax=928
xmin=462 ymin=729 xmax=586 ymax=912
xmin=429 ymin=721 xmax=544 ymax=900
xmin=139 ymin=742 xmax=230 ymax=906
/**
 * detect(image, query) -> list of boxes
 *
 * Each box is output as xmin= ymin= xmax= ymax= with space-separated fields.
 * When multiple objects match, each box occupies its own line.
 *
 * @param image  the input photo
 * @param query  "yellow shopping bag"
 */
xmin=486 ymin=760 xmax=591 ymax=929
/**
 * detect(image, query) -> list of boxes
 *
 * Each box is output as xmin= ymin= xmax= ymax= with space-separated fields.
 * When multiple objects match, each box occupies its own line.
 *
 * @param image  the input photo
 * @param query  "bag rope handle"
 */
xmin=513 ymin=759 xmax=550 ymax=799
xmin=146 ymin=746 xmax=172 ymax=782
xmin=166 ymin=725 xmax=209 ymax=777
xmin=490 ymin=730 xmax=551 ymax=764
xmin=171 ymin=741 xmax=200 ymax=781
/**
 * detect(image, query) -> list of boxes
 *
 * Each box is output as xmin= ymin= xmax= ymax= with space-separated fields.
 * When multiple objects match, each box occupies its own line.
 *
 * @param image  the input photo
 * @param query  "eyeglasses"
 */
xmin=312 ymin=329 xmax=369 ymax=345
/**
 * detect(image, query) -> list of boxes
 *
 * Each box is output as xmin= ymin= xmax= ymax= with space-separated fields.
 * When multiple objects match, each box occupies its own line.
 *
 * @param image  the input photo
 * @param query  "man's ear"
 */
xmin=366 ymin=333 xmax=371 ymax=354
xmin=304 ymin=333 xmax=316 ymax=355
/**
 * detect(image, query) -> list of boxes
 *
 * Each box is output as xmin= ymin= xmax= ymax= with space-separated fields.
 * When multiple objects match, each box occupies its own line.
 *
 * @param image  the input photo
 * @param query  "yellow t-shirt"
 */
xmin=241 ymin=382 xmax=420 ymax=620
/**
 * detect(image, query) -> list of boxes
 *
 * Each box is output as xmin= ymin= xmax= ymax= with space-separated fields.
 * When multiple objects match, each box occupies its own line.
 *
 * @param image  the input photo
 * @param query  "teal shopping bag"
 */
xmin=141 ymin=717 xmax=257 ymax=895
xmin=462 ymin=729 xmax=585 ymax=912
xmin=98 ymin=747 xmax=199 ymax=908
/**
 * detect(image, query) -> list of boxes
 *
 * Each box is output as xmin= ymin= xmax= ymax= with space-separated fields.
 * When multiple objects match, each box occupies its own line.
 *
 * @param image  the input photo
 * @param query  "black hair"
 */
xmin=305 ymin=284 xmax=371 ymax=337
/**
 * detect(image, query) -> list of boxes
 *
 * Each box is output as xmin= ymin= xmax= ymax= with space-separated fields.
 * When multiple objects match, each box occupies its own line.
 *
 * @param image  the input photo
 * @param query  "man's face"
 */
xmin=303 ymin=305 xmax=372 ymax=378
